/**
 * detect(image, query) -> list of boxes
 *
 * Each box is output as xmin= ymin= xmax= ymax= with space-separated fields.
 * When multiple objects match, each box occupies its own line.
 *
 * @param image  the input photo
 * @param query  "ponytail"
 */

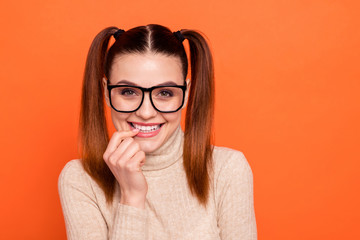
xmin=181 ymin=30 xmax=215 ymax=207
xmin=79 ymin=26 xmax=118 ymax=204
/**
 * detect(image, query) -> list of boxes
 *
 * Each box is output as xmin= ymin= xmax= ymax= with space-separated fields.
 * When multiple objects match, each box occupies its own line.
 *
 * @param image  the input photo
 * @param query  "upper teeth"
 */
xmin=132 ymin=123 xmax=160 ymax=132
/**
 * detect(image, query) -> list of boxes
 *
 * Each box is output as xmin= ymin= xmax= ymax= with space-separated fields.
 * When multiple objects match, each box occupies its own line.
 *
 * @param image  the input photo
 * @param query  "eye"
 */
xmin=121 ymin=88 xmax=136 ymax=95
xmin=157 ymin=89 xmax=174 ymax=97
xmin=115 ymin=87 xmax=140 ymax=97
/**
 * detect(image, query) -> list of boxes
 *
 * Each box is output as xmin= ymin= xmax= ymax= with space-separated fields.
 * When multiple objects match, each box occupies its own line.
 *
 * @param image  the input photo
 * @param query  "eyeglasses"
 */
xmin=107 ymin=81 xmax=187 ymax=113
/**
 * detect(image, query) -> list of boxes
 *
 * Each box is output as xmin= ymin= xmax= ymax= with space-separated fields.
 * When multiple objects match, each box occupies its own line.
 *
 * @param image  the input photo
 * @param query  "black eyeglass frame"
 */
xmin=106 ymin=81 xmax=187 ymax=113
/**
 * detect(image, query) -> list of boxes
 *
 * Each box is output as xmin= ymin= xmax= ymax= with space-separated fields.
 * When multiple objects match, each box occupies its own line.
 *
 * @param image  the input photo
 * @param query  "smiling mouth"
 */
xmin=129 ymin=122 xmax=164 ymax=133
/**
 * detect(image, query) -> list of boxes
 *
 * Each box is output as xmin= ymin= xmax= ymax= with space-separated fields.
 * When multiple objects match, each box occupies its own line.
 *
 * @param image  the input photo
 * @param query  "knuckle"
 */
xmin=116 ymin=160 xmax=125 ymax=169
xmin=112 ymin=131 xmax=120 ymax=138
xmin=108 ymin=155 xmax=117 ymax=164
xmin=120 ymin=137 xmax=130 ymax=145
xmin=112 ymin=131 xmax=127 ymax=140
xmin=138 ymin=151 xmax=145 ymax=158
xmin=124 ymin=162 xmax=133 ymax=171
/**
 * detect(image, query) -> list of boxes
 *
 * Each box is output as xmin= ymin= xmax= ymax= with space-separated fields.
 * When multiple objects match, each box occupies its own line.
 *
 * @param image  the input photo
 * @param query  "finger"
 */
xmin=103 ymin=129 xmax=139 ymax=160
xmin=129 ymin=151 xmax=146 ymax=171
xmin=114 ymin=140 xmax=141 ymax=165
xmin=107 ymin=138 xmax=139 ymax=165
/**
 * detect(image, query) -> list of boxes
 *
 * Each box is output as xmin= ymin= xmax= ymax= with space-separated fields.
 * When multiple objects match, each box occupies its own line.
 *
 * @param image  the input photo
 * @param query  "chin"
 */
xmin=133 ymin=128 xmax=169 ymax=153
xmin=130 ymin=122 xmax=177 ymax=154
xmin=134 ymin=139 xmax=163 ymax=153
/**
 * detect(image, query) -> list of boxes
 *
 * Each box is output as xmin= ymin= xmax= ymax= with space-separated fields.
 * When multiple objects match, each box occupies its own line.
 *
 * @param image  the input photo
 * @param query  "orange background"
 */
xmin=0 ymin=0 xmax=359 ymax=239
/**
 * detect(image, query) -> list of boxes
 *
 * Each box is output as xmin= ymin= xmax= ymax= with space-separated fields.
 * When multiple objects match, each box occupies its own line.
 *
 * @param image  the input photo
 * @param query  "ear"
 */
xmin=182 ymin=79 xmax=191 ymax=109
xmin=102 ymin=77 xmax=110 ymax=107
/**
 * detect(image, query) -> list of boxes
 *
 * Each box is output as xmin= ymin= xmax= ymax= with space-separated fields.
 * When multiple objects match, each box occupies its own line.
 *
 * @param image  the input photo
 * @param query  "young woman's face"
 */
xmin=104 ymin=53 xmax=188 ymax=153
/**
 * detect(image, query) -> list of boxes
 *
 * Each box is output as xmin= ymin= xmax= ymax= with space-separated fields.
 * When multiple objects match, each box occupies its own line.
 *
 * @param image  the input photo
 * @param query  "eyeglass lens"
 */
xmin=110 ymin=86 xmax=184 ymax=112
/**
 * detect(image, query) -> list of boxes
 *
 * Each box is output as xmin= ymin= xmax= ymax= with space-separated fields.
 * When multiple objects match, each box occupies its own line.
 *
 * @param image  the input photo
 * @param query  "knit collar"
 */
xmin=142 ymin=125 xmax=183 ymax=171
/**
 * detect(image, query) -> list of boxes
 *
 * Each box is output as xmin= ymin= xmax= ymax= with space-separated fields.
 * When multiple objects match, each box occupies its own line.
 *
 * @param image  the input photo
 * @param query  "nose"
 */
xmin=135 ymin=92 xmax=157 ymax=119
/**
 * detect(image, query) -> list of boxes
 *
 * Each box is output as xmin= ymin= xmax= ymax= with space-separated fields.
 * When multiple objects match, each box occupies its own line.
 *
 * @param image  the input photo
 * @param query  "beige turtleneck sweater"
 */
xmin=58 ymin=126 xmax=257 ymax=239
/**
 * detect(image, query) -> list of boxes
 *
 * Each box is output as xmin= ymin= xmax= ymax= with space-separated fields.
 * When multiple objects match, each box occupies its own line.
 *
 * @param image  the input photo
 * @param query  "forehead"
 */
xmin=110 ymin=53 xmax=184 ymax=87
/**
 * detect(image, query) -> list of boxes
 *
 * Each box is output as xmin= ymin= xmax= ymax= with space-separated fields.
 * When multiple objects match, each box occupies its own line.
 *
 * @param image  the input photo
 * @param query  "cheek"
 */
xmin=110 ymin=110 xmax=131 ymax=131
xmin=162 ymin=111 xmax=182 ymax=125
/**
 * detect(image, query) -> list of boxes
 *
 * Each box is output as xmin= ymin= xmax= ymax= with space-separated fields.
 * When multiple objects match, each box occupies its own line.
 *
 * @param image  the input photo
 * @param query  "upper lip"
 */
xmin=129 ymin=121 xmax=164 ymax=126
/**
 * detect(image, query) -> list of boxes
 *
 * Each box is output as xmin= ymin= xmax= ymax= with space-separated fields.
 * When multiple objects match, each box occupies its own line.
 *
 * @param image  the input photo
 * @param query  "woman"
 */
xmin=58 ymin=24 xmax=257 ymax=240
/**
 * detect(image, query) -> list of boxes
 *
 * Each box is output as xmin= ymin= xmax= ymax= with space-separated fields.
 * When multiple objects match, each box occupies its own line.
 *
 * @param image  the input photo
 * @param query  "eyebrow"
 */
xmin=154 ymin=81 xmax=179 ymax=86
xmin=113 ymin=80 xmax=180 ymax=87
xmin=114 ymin=80 xmax=139 ymax=86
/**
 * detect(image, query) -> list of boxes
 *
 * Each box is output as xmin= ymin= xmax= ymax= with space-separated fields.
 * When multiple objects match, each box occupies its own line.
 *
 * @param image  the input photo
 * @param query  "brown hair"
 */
xmin=80 ymin=24 xmax=214 ymax=207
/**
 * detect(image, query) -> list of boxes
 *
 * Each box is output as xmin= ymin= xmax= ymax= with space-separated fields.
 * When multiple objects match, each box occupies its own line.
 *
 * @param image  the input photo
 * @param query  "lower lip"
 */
xmin=129 ymin=123 xmax=163 ymax=138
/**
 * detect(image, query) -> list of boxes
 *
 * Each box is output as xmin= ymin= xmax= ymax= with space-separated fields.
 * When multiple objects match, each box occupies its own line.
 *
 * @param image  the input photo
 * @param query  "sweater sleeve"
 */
xmin=58 ymin=160 xmax=148 ymax=240
xmin=215 ymin=150 xmax=257 ymax=240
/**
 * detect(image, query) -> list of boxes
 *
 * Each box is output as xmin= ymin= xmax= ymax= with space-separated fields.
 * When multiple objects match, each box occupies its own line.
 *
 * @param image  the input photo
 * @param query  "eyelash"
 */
xmin=119 ymin=88 xmax=139 ymax=96
xmin=157 ymin=90 xmax=173 ymax=97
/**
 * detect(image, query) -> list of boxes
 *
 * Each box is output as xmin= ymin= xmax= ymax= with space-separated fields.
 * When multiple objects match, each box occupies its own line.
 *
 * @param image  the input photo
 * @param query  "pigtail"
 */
xmin=181 ymin=30 xmax=215 ymax=207
xmin=79 ymin=26 xmax=118 ymax=204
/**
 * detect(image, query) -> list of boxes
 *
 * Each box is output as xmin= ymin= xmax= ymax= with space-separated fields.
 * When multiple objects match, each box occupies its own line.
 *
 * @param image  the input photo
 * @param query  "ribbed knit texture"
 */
xmin=58 ymin=126 xmax=257 ymax=239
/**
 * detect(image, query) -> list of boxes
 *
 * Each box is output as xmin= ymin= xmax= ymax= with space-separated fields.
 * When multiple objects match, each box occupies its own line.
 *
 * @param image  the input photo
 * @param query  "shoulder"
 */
xmin=213 ymin=146 xmax=246 ymax=161
xmin=213 ymin=146 xmax=252 ymax=174
xmin=58 ymin=159 xmax=92 ymax=194
xmin=58 ymin=159 xmax=86 ymax=182
xmin=212 ymin=146 xmax=254 ymax=184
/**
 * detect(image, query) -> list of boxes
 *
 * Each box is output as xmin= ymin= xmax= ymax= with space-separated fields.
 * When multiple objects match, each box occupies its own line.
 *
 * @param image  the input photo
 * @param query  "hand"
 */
xmin=103 ymin=129 xmax=148 ymax=209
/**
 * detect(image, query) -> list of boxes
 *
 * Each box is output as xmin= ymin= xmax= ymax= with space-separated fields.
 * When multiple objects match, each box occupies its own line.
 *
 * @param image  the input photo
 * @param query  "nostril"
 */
xmin=135 ymin=102 xmax=157 ymax=118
